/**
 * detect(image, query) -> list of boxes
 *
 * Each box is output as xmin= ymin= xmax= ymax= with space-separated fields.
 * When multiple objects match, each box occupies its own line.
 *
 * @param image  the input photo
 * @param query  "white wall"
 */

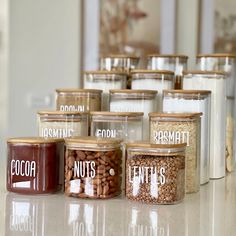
xmin=0 ymin=0 xmax=82 ymax=191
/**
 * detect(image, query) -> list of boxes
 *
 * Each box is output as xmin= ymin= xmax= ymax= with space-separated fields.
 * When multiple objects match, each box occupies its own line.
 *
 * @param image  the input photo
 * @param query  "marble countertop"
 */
xmin=0 ymin=172 xmax=235 ymax=236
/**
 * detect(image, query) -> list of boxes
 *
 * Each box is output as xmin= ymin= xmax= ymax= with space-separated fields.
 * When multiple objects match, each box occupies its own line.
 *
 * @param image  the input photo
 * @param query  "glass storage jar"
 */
xmin=56 ymin=89 xmax=102 ymax=112
xmin=183 ymin=71 xmax=227 ymax=179
xmin=197 ymin=54 xmax=236 ymax=172
xmin=7 ymin=137 xmax=64 ymax=194
xmin=125 ymin=143 xmax=186 ymax=204
xmin=149 ymin=113 xmax=202 ymax=193
xmin=38 ymin=111 xmax=88 ymax=138
xmin=109 ymin=89 xmax=158 ymax=140
xmin=100 ymin=54 xmax=140 ymax=89
xmin=83 ymin=71 xmax=127 ymax=110
xmin=64 ymin=137 xmax=122 ymax=199
xmin=131 ymin=70 xmax=175 ymax=111
xmin=163 ymin=90 xmax=211 ymax=185
xmin=147 ymin=54 xmax=188 ymax=89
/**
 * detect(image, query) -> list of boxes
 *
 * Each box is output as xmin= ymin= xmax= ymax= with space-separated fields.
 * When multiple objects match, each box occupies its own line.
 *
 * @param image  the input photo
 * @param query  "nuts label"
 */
xmin=128 ymin=166 xmax=166 ymax=185
xmin=154 ymin=130 xmax=190 ymax=146
xmin=11 ymin=160 xmax=36 ymax=177
xmin=95 ymin=129 xmax=117 ymax=138
xmin=41 ymin=128 xmax=74 ymax=138
xmin=60 ymin=105 xmax=85 ymax=112
xmin=74 ymin=161 xmax=96 ymax=178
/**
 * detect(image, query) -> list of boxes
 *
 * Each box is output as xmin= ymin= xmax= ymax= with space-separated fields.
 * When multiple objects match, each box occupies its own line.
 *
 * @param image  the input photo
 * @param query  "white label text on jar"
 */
xmin=154 ymin=130 xmax=190 ymax=146
xmin=95 ymin=129 xmax=117 ymax=138
xmin=11 ymin=160 xmax=36 ymax=177
xmin=60 ymin=105 xmax=85 ymax=112
xmin=10 ymin=215 xmax=33 ymax=232
xmin=74 ymin=161 xmax=96 ymax=178
xmin=42 ymin=128 xmax=74 ymax=138
xmin=128 ymin=166 xmax=166 ymax=185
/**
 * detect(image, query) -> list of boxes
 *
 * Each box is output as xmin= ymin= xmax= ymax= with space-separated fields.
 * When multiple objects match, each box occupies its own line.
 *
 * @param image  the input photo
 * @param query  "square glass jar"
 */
xmin=7 ymin=137 xmax=64 ymax=194
xmin=38 ymin=111 xmax=88 ymax=138
xmin=125 ymin=143 xmax=186 ymax=204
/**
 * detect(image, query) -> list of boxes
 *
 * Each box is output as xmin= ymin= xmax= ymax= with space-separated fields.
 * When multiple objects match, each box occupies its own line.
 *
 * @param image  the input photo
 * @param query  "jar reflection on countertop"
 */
xmin=83 ymin=71 xmax=127 ymax=110
xmin=55 ymin=88 xmax=102 ymax=112
xmin=147 ymin=54 xmax=188 ymax=89
xmin=37 ymin=111 xmax=88 ymax=138
xmin=7 ymin=137 xmax=64 ymax=194
xmin=125 ymin=143 xmax=187 ymax=204
xmin=64 ymin=137 xmax=122 ymax=199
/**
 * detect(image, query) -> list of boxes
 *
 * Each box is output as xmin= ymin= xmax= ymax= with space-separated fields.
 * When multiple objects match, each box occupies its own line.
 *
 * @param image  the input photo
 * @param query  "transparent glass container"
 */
xmin=83 ymin=71 xmax=127 ymax=110
xmin=109 ymin=89 xmax=158 ymax=140
xmin=64 ymin=137 xmax=122 ymax=199
xmin=183 ymin=71 xmax=227 ymax=179
xmin=125 ymin=143 xmax=186 ymax=204
xmin=131 ymin=70 xmax=175 ymax=111
xmin=197 ymin=54 xmax=236 ymax=173
xmin=56 ymin=89 xmax=102 ymax=112
xmin=147 ymin=54 xmax=188 ymax=89
xmin=163 ymin=90 xmax=211 ymax=185
xmin=149 ymin=113 xmax=201 ymax=193
xmin=100 ymin=54 xmax=140 ymax=89
xmin=38 ymin=111 xmax=88 ymax=138
xmin=7 ymin=137 xmax=64 ymax=194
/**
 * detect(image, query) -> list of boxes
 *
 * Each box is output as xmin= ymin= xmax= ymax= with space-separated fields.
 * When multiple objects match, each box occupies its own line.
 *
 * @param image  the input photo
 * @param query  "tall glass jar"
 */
xmin=163 ymin=90 xmax=211 ymax=185
xmin=100 ymin=54 xmax=140 ymax=89
xmin=55 ymin=89 xmax=102 ymax=112
xmin=183 ymin=71 xmax=227 ymax=179
xmin=147 ymin=54 xmax=188 ymax=89
xmin=149 ymin=113 xmax=202 ymax=193
xmin=64 ymin=137 xmax=122 ymax=199
xmin=38 ymin=111 xmax=88 ymax=138
xmin=131 ymin=70 xmax=175 ymax=111
xmin=83 ymin=71 xmax=127 ymax=110
xmin=197 ymin=54 xmax=236 ymax=172
xmin=125 ymin=143 xmax=186 ymax=204
xmin=109 ymin=89 xmax=158 ymax=140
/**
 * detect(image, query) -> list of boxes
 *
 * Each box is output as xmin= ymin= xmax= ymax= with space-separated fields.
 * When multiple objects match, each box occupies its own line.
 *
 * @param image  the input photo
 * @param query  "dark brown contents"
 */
xmin=126 ymin=154 xmax=185 ymax=204
xmin=65 ymin=149 xmax=122 ymax=198
xmin=7 ymin=142 xmax=64 ymax=194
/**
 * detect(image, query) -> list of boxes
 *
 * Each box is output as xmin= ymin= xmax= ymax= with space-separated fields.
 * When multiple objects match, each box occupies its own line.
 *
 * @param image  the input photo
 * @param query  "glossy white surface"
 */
xmin=1 ymin=172 xmax=236 ymax=236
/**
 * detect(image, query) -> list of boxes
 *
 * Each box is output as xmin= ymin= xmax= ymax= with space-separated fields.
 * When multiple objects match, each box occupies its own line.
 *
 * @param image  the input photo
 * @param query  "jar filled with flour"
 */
xmin=83 ymin=71 xmax=127 ymax=110
xmin=197 ymin=54 xmax=236 ymax=172
xmin=131 ymin=70 xmax=174 ymax=111
xmin=163 ymin=90 xmax=211 ymax=184
xmin=109 ymin=89 xmax=157 ymax=140
xmin=147 ymin=54 xmax=188 ymax=89
xmin=183 ymin=71 xmax=227 ymax=179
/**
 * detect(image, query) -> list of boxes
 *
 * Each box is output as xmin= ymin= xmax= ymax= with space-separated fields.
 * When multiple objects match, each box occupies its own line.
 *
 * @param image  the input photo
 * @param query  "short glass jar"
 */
xmin=109 ymin=89 xmax=158 ymax=140
xmin=163 ymin=90 xmax=211 ymax=185
xmin=125 ymin=143 xmax=186 ymax=204
xmin=197 ymin=54 xmax=236 ymax=172
xmin=38 ymin=111 xmax=88 ymax=138
xmin=131 ymin=70 xmax=174 ymax=111
xmin=7 ymin=137 xmax=64 ymax=194
xmin=100 ymin=54 xmax=140 ymax=89
xmin=147 ymin=54 xmax=188 ymax=89
xmin=149 ymin=113 xmax=202 ymax=193
xmin=183 ymin=71 xmax=227 ymax=179
xmin=83 ymin=71 xmax=127 ymax=110
xmin=64 ymin=137 xmax=122 ymax=199
xmin=56 ymin=89 xmax=102 ymax=112
xmin=90 ymin=112 xmax=143 ymax=141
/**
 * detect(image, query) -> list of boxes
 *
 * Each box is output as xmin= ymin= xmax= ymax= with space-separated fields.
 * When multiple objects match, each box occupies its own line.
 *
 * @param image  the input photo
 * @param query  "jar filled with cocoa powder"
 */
xmin=7 ymin=137 xmax=64 ymax=194
xmin=56 ymin=89 xmax=102 ymax=112
xmin=38 ymin=111 xmax=89 ymax=138
xmin=64 ymin=137 xmax=122 ymax=199
xmin=125 ymin=143 xmax=186 ymax=204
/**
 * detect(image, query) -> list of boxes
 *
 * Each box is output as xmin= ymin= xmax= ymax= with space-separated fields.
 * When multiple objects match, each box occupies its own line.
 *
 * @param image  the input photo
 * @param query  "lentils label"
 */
xmin=154 ymin=130 xmax=190 ymax=146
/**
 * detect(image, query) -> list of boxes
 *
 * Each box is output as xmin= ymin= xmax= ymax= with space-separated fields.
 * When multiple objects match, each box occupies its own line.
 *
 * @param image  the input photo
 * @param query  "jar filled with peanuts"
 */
xmin=64 ymin=137 xmax=122 ymax=199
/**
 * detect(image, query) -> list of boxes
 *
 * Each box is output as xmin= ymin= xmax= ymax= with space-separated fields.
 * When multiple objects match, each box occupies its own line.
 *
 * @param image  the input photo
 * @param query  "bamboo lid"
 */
xmin=7 ymin=137 xmax=64 ymax=144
